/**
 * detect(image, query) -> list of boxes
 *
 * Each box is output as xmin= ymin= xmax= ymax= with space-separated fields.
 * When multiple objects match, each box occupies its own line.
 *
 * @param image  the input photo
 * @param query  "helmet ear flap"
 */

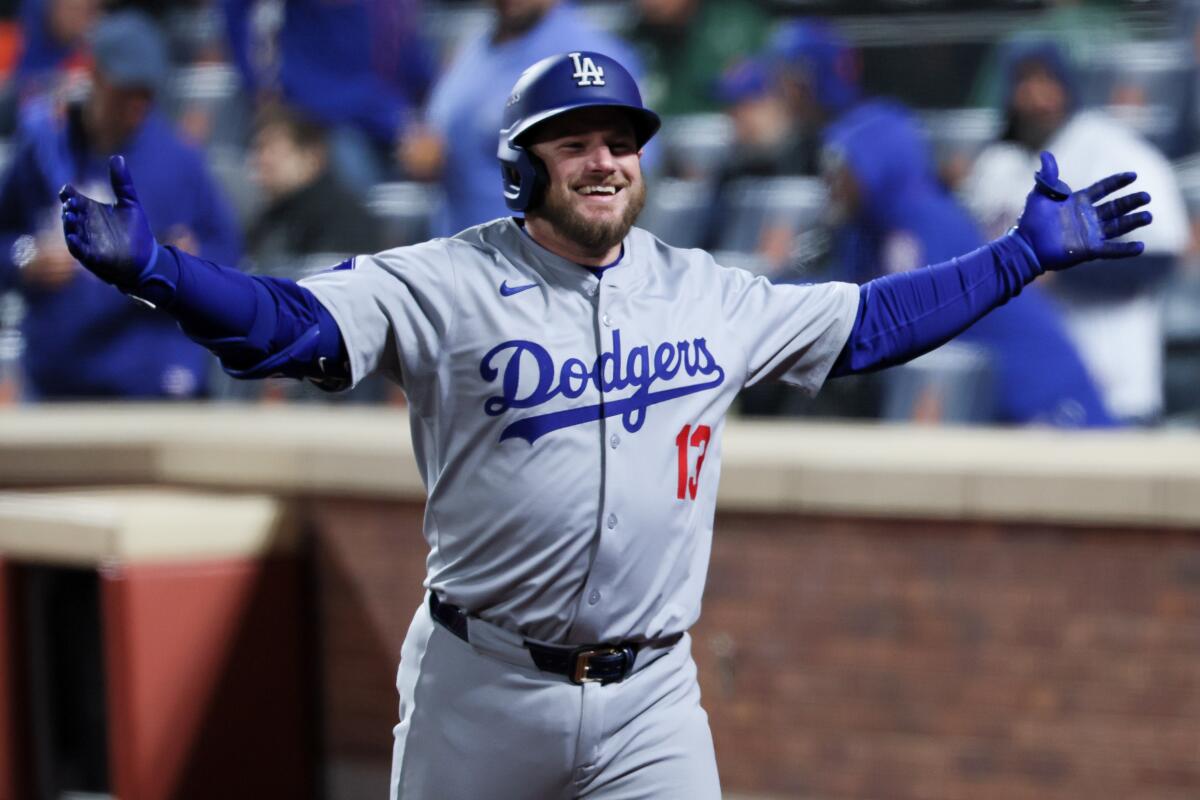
xmin=498 ymin=135 xmax=549 ymax=213
xmin=524 ymin=151 xmax=549 ymax=212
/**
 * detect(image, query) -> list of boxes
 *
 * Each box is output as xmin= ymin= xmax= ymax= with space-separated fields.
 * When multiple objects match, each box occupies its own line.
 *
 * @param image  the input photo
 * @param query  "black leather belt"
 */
xmin=429 ymin=593 xmax=681 ymax=686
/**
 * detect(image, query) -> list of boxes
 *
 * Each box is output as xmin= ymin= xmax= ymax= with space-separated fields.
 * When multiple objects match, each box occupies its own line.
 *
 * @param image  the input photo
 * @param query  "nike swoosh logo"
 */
xmin=500 ymin=280 xmax=538 ymax=297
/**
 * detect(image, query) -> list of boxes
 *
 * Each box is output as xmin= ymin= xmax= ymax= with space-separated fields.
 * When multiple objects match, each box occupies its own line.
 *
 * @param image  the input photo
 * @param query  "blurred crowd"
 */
xmin=0 ymin=0 xmax=1197 ymax=428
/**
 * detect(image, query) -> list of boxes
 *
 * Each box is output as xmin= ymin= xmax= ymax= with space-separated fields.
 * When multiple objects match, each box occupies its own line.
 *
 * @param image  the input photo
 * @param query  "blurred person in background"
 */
xmin=965 ymin=41 xmax=1190 ymax=424
xmin=0 ymin=0 xmax=100 ymax=133
xmin=767 ymin=19 xmax=861 ymax=178
xmin=823 ymin=101 xmax=1112 ymax=427
xmin=246 ymin=103 xmax=380 ymax=274
xmin=0 ymin=10 xmax=241 ymax=399
xmin=713 ymin=57 xmax=805 ymax=182
xmin=223 ymin=0 xmax=436 ymax=192
xmin=968 ymin=0 xmax=1129 ymax=113
xmin=730 ymin=21 xmax=869 ymax=419
xmin=402 ymin=0 xmax=642 ymax=236
xmin=701 ymin=57 xmax=804 ymax=268
xmin=628 ymin=0 xmax=768 ymax=117
xmin=750 ymin=20 xmax=1109 ymax=426
xmin=241 ymin=101 xmax=391 ymax=404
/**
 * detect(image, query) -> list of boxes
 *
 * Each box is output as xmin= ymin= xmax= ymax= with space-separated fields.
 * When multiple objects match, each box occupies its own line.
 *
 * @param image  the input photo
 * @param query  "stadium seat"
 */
xmin=637 ymin=178 xmax=711 ymax=250
xmin=656 ymin=113 xmax=735 ymax=180
xmin=1087 ymin=39 xmax=1194 ymax=156
xmin=919 ymin=108 xmax=1001 ymax=168
xmin=710 ymin=250 xmax=772 ymax=278
xmin=368 ymin=182 xmax=442 ymax=248
xmin=164 ymin=63 xmax=250 ymax=152
xmin=882 ymin=342 xmax=996 ymax=424
xmin=1174 ymin=154 xmax=1200 ymax=215
xmin=1163 ymin=273 xmax=1200 ymax=422
xmin=715 ymin=176 xmax=826 ymax=254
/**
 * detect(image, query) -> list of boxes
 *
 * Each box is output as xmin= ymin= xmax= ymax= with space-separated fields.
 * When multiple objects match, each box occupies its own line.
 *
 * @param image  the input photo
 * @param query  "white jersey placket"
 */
xmin=574 ymin=266 xmax=626 ymax=637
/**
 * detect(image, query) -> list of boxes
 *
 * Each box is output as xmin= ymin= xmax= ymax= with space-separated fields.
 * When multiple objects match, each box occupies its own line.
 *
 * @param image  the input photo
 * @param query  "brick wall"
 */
xmin=310 ymin=500 xmax=1200 ymax=800
xmin=699 ymin=514 xmax=1200 ymax=800
xmin=309 ymin=499 xmax=426 ymax=769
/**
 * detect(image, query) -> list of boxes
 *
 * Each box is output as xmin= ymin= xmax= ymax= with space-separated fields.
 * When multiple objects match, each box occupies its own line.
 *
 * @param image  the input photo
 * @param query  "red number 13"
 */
xmin=675 ymin=423 xmax=711 ymax=500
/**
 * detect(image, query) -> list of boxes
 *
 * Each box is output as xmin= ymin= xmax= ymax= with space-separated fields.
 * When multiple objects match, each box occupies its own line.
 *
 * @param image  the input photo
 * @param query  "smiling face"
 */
xmin=524 ymin=107 xmax=647 ymax=264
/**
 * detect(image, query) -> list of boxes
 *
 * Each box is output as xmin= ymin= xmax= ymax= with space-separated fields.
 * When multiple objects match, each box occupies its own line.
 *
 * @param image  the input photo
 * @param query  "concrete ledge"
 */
xmin=1 ymin=404 xmax=1199 ymax=527
xmin=0 ymin=488 xmax=297 ymax=565
xmin=717 ymin=420 xmax=1200 ymax=527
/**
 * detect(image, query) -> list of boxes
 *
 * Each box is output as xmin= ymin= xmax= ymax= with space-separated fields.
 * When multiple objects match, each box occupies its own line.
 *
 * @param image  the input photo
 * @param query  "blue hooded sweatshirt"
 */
xmin=223 ymin=0 xmax=435 ymax=148
xmin=824 ymin=100 xmax=1113 ymax=427
xmin=0 ymin=101 xmax=242 ymax=398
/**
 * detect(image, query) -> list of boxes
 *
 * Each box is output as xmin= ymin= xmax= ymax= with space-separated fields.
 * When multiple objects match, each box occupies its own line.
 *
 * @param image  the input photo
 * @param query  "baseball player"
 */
xmin=59 ymin=52 xmax=1151 ymax=798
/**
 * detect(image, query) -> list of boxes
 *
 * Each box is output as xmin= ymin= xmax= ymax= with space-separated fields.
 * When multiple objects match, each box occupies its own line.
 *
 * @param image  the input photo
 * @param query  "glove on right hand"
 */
xmin=59 ymin=155 xmax=158 ymax=289
xmin=1013 ymin=151 xmax=1152 ymax=272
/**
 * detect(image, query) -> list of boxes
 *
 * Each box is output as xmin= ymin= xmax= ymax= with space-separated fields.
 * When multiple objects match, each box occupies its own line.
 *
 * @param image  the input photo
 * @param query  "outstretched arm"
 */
xmin=832 ymin=152 xmax=1152 ymax=376
xmin=60 ymin=155 xmax=350 ymax=388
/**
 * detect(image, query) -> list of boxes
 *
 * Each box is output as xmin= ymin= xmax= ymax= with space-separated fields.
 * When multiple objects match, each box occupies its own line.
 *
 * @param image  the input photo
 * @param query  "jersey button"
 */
xmin=602 ymin=313 xmax=613 ymax=327
xmin=609 ymin=433 xmax=620 ymax=449
xmin=588 ymin=589 xmax=601 ymax=605
xmin=586 ymin=285 xmax=598 ymax=297
xmin=606 ymin=513 xmax=618 ymax=529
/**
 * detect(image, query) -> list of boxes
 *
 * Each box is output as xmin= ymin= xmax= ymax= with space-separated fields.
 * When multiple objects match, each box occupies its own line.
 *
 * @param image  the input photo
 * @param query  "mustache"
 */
xmin=572 ymin=179 xmax=630 ymax=190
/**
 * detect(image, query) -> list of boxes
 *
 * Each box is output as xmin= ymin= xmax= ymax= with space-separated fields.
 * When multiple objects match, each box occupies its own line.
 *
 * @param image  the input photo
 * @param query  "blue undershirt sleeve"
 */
xmin=831 ymin=233 xmax=1043 ymax=377
xmin=134 ymin=245 xmax=350 ymax=388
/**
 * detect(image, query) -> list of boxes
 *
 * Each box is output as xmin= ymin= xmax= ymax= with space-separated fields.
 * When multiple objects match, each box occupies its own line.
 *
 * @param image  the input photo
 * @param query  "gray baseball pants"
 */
xmin=389 ymin=596 xmax=721 ymax=799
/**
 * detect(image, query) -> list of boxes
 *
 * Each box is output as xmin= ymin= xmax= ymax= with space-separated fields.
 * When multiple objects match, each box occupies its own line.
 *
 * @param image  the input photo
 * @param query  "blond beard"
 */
xmin=532 ymin=179 xmax=647 ymax=254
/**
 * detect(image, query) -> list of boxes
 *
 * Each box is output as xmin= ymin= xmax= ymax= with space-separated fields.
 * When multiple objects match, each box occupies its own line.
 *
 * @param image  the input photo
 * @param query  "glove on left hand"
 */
xmin=59 ymin=155 xmax=158 ymax=289
xmin=1014 ymin=151 xmax=1153 ymax=272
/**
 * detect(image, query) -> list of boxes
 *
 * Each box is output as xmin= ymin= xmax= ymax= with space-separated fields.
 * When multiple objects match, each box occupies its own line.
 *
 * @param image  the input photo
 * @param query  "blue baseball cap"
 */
xmin=768 ymin=20 xmax=861 ymax=115
xmin=715 ymin=57 xmax=772 ymax=106
xmin=91 ymin=10 xmax=169 ymax=93
xmin=999 ymin=39 xmax=1079 ymax=112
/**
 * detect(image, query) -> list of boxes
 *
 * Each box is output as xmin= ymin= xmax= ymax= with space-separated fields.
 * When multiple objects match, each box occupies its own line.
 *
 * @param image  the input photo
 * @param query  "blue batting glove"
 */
xmin=59 ymin=155 xmax=158 ymax=289
xmin=1013 ymin=151 xmax=1152 ymax=272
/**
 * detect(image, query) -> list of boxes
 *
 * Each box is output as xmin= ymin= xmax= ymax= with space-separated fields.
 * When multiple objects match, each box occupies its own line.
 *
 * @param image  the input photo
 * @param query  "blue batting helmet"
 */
xmin=497 ymin=51 xmax=660 ymax=212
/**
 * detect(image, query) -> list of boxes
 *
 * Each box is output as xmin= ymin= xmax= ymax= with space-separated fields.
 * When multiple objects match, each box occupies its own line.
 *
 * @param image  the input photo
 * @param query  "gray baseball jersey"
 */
xmin=302 ymin=218 xmax=857 ymax=645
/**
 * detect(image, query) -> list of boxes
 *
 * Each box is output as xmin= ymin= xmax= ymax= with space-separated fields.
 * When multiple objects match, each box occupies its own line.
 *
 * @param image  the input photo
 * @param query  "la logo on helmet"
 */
xmin=569 ymin=52 xmax=605 ymax=87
